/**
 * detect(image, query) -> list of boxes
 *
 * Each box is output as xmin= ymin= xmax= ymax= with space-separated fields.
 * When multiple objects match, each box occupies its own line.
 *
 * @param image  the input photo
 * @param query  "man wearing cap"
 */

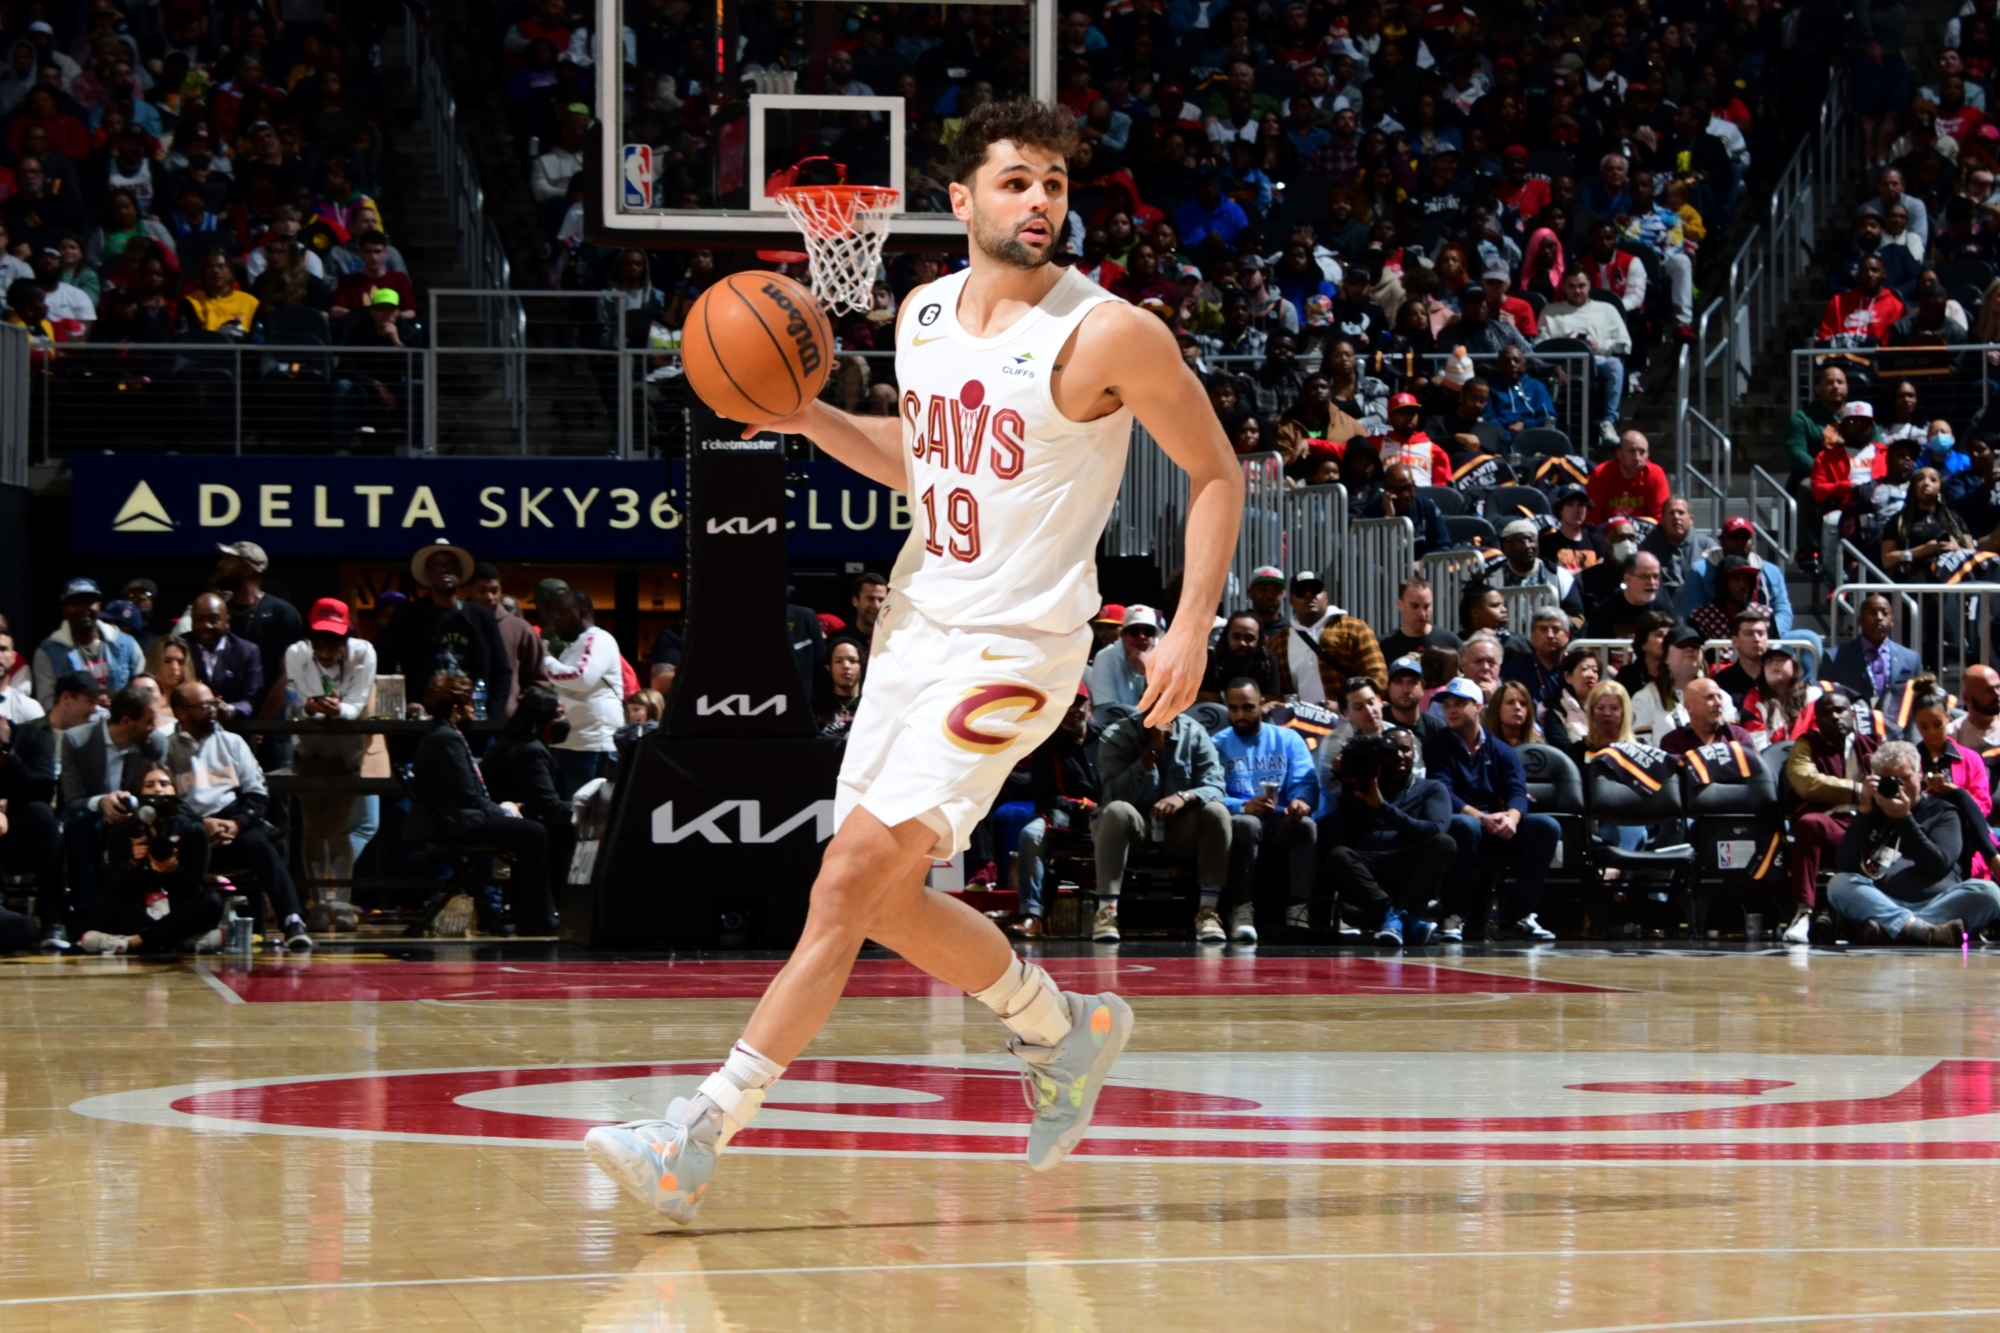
xmin=1277 ymin=572 xmax=1339 ymax=703
xmin=1424 ymin=676 xmax=1560 ymax=942
xmin=1482 ymin=265 xmax=1540 ymax=340
xmin=1244 ymin=566 xmax=1291 ymax=642
xmin=1537 ymin=269 xmax=1630 ymax=446
xmin=1089 ymin=604 xmax=1125 ymax=657
xmin=1688 ymin=555 xmax=1773 ymax=642
xmin=213 ymin=540 xmax=302 ymax=711
xmin=1845 ymin=435 xmax=1921 ymax=560
xmin=284 ymin=598 xmax=379 ymax=932
xmin=1083 ymin=605 xmax=1160 ymax=725
xmin=1682 ymin=518 xmax=1818 ymax=664
xmin=1372 ymin=394 xmax=1450 ymax=484
xmin=1330 ymin=262 xmax=1392 ymax=347
xmin=1238 ymin=255 xmax=1301 ymax=336
xmin=1539 ymin=485 xmax=1601 ymax=570
xmin=1385 ymin=654 xmax=1447 ymax=745
xmin=466 ymin=564 xmax=551 ymax=718
xmin=1496 ymin=518 xmax=1585 ymax=626
xmin=1586 ymin=431 xmax=1670 ymax=525
xmin=1810 ymin=401 xmax=1888 ymax=518
xmin=119 ymin=578 xmax=159 ymax=648
xmin=380 ymin=543 xmax=513 ymax=715
xmin=33 ymin=577 xmax=141 ymax=710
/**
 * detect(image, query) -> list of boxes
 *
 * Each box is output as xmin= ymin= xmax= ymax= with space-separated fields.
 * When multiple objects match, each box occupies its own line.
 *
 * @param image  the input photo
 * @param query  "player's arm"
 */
xmin=1064 ymin=302 xmax=1244 ymax=727
xmin=747 ymin=282 xmax=933 ymax=490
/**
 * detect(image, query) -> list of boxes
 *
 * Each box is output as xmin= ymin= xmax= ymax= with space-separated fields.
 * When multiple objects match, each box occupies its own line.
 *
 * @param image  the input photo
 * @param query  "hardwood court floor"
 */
xmin=9 ymin=942 xmax=2000 ymax=1331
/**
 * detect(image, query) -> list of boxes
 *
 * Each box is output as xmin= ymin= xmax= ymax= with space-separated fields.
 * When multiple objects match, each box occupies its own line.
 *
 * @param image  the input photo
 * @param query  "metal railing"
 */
xmin=1418 ymin=548 xmax=1494 ymax=642
xmin=0 ymin=323 xmax=26 ymax=486
xmin=1674 ymin=343 xmax=1734 ymax=529
xmin=1230 ymin=451 xmax=1286 ymax=602
xmin=1822 ymin=522 xmax=1924 ymax=636
xmin=405 ymin=13 xmax=509 ymax=292
xmin=1101 ymin=421 xmax=1189 ymax=580
xmin=1828 ymin=581 xmax=1996 ymax=684
xmin=1747 ymin=463 xmax=1797 ymax=567
xmin=1787 ymin=344 xmax=2000 ymax=423
xmin=1281 ymin=483 xmax=1348 ymax=605
xmin=1345 ymin=517 xmax=1415 ymax=636
xmin=1500 ymin=583 xmax=1561 ymax=631
xmin=1674 ymin=74 xmax=1849 ymax=481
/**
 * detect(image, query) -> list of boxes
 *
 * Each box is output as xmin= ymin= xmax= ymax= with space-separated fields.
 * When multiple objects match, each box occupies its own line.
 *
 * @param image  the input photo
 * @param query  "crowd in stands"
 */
xmin=0 ymin=1 xmax=423 ymax=372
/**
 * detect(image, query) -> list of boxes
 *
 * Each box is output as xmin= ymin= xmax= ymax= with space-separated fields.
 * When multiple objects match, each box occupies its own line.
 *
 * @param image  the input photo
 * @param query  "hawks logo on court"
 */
xmin=941 ymin=683 xmax=1047 ymax=753
xmin=71 ymin=1052 xmax=2000 ymax=1164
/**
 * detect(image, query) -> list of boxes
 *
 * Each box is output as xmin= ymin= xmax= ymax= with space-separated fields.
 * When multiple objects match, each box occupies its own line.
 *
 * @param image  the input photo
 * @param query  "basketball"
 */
xmin=680 ymin=271 xmax=834 ymax=424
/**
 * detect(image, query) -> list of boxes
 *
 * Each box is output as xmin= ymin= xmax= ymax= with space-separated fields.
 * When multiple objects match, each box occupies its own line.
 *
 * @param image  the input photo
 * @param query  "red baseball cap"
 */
xmin=307 ymin=597 xmax=352 ymax=635
xmin=1722 ymin=516 xmax=1756 ymax=536
xmin=1093 ymin=604 xmax=1126 ymax=625
xmin=1389 ymin=392 xmax=1421 ymax=411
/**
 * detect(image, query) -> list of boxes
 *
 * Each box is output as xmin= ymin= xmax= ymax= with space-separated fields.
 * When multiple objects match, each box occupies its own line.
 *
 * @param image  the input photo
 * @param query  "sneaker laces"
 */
xmin=1012 ymin=1043 xmax=1067 ymax=1119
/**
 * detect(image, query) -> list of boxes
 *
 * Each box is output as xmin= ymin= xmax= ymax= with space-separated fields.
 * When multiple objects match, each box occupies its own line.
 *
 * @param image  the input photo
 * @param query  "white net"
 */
xmin=773 ymin=186 xmax=899 ymax=316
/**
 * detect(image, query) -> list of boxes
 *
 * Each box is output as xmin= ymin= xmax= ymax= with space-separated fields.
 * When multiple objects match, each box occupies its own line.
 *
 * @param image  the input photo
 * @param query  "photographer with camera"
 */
xmin=1319 ymin=729 xmax=1458 ymax=947
xmin=1827 ymin=740 xmax=2000 ymax=945
xmin=166 ymin=681 xmax=312 ymax=951
xmin=55 ymin=684 xmax=170 ymax=950
xmin=75 ymin=764 xmax=222 ymax=955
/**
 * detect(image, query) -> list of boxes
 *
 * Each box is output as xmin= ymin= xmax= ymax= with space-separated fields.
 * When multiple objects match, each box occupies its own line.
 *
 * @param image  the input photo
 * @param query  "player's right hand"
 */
xmin=741 ymin=402 xmax=818 ymax=439
xmin=1137 ymin=621 xmax=1206 ymax=728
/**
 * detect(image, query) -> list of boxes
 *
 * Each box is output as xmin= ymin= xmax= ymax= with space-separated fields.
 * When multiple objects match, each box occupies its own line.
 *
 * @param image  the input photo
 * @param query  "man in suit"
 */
xmin=187 ymin=591 xmax=265 ymax=718
xmin=405 ymin=673 xmax=554 ymax=932
xmin=1824 ymin=592 xmax=1923 ymax=706
xmin=51 ymin=683 xmax=167 ymax=950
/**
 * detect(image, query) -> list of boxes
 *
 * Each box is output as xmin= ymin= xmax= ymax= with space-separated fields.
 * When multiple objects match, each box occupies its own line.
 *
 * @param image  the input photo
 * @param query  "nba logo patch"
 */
xmin=622 ymin=145 xmax=653 ymax=209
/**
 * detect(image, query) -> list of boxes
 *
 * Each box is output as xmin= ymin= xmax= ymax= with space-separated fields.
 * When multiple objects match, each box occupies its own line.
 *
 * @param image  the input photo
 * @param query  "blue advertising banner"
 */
xmin=68 ymin=455 xmax=912 ymax=561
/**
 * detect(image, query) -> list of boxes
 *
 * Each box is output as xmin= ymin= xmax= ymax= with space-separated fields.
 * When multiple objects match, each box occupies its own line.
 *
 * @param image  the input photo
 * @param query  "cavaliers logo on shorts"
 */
xmin=942 ymin=684 xmax=1048 ymax=754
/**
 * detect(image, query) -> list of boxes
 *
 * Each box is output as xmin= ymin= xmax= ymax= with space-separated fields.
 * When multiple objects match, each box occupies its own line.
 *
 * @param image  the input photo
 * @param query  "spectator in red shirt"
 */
xmin=330 ymin=231 xmax=415 ymax=322
xmin=1373 ymin=392 xmax=1452 ymax=485
xmin=1482 ymin=263 xmax=1538 ymax=337
xmin=1577 ymin=222 xmax=1647 ymax=317
xmin=1495 ymin=147 xmax=1550 ymax=225
xmin=1815 ymin=255 xmax=1906 ymax=345
xmin=1109 ymin=242 xmax=1177 ymax=305
xmin=1587 ymin=430 xmax=1671 ymax=524
xmin=1810 ymin=401 xmax=1889 ymax=514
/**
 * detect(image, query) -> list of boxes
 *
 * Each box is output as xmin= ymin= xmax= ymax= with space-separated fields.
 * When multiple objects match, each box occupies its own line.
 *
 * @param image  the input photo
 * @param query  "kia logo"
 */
xmin=705 ymin=516 xmax=779 ymax=534
xmin=695 ymin=693 xmax=788 ymax=716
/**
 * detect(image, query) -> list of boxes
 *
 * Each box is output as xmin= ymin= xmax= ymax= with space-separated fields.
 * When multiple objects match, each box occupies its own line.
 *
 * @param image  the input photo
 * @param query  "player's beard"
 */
xmin=970 ymin=202 xmax=1058 ymax=270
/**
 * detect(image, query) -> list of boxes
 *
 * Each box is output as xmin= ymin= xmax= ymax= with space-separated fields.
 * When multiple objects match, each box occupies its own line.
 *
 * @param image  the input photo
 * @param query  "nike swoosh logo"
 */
xmin=979 ymin=648 xmax=1023 ymax=661
xmin=912 ymin=333 xmax=952 ymax=346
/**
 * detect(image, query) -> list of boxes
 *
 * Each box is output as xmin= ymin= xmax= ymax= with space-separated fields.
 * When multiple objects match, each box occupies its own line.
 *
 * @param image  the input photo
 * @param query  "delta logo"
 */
xmin=1002 ymin=351 xmax=1037 ymax=378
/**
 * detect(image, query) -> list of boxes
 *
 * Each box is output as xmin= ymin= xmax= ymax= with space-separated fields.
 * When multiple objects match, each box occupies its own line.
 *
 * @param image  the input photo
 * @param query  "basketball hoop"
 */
xmin=769 ymin=161 xmax=898 ymax=316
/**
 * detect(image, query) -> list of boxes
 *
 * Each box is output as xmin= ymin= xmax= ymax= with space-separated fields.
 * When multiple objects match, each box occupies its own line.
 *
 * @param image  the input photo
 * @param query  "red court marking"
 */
xmin=208 ymin=956 xmax=1624 ymax=1004
xmin=167 ymin=1058 xmax=2000 ymax=1163
xmin=1568 ymin=1080 xmax=1798 ymax=1097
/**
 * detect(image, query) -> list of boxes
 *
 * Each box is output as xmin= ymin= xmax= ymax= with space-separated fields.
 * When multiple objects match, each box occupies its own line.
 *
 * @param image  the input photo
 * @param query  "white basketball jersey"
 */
xmin=891 ymin=265 xmax=1133 ymax=634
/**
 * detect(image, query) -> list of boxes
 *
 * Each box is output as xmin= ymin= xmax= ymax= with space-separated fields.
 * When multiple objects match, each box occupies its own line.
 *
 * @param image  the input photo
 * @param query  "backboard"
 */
xmin=590 ymin=0 xmax=1055 ymax=249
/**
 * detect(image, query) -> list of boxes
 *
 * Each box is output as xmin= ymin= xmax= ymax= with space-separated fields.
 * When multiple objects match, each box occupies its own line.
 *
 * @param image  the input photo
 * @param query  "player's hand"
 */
xmin=1137 ymin=620 xmax=1206 ymax=727
xmin=741 ymin=402 xmax=820 ymax=439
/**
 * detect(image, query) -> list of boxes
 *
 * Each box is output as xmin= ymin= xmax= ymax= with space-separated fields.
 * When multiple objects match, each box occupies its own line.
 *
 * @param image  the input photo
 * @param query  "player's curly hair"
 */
xmin=948 ymin=99 xmax=1082 ymax=184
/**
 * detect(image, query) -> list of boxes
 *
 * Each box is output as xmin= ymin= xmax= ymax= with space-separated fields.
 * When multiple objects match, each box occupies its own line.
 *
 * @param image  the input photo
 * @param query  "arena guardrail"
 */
xmin=0 ymin=323 xmax=26 ymax=487
xmin=406 ymin=11 xmax=509 ymax=292
xmin=1788 ymin=343 xmax=2000 ymax=424
xmin=1829 ymin=581 xmax=1998 ymax=684
xmin=1346 ymin=516 xmax=1415 ymax=637
xmin=1280 ymin=483 xmax=1347 ymax=605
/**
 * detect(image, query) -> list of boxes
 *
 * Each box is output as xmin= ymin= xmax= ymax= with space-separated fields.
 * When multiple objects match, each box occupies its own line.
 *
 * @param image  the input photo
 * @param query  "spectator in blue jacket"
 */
xmin=1213 ymin=678 xmax=1317 ymax=944
xmin=1484 ymin=344 xmax=1558 ymax=434
xmin=1319 ymin=729 xmax=1458 ymax=946
xmin=1172 ymin=169 xmax=1250 ymax=249
xmin=33 ymin=578 xmax=143 ymax=710
xmin=1424 ymin=676 xmax=1561 ymax=942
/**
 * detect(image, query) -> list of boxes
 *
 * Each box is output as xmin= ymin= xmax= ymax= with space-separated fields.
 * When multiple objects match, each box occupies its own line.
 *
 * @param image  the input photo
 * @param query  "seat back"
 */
xmin=260 ymin=305 xmax=332 ymax=345
xmin=1186 ymin=701 xmax=1231 ymax=735
xmin=1419 ymin=485 xmax=1467 ymax=515
xmin=1514 ymin=427 xmax=1573 ymax=459
xmin=1585 ymin=763 xmax=1687 ymax=825
xmin=1521 ymin=742 xmax=1586 ymax=879
xmin=1682 ymin=759 xmax=1785 ymax=886
xmin=1484 ymin=484 xmax=1553 ymax=518
xmin=1445 ymin=513 xmax=1498 ymax=547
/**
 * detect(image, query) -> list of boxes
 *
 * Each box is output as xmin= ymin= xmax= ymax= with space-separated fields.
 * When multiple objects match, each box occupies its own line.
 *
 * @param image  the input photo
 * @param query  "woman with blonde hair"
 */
xmin=144 ymin=634 xmax=191 ymax=731
xmin=1583 ymin=680 xmax=1649 ymax=853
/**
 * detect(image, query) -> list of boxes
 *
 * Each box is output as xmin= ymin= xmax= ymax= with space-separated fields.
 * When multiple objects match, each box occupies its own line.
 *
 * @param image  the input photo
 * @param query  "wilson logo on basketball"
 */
xmin=942 ymin=684 xmax=1048 ymax=753
xmin=759 ymin=281 xmax=824 ymax=376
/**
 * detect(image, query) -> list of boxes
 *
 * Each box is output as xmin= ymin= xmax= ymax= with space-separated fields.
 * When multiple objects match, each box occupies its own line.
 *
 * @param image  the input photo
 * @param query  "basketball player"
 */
xmin=585 ymin=100 xmax=1243 ymax=1223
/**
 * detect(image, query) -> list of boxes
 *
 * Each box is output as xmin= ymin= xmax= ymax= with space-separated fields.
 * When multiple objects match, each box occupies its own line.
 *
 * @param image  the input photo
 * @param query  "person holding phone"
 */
xmin=1827 ymin=740 xmax=2000 ymax=945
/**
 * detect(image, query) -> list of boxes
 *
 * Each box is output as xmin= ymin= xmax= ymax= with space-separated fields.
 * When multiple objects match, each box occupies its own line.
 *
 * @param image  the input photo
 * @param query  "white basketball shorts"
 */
xmin=835 ymin=600 xmax=1093 ymax=858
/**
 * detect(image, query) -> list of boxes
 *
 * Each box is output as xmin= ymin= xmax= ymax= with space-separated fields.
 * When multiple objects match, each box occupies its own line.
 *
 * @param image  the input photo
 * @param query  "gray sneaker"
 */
xmin=584 ymin=1097 xmax=722 ymax=1225
xmin=1014 ymin=991 xmax=1135 ymax=1172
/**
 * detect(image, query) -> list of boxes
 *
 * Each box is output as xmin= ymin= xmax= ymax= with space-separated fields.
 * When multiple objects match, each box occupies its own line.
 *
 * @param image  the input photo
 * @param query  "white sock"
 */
xmin=689 ymin=1039 xmax=785 ymax=1150
xmin=971 ymin=956 xmax=1073 ymax=1048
